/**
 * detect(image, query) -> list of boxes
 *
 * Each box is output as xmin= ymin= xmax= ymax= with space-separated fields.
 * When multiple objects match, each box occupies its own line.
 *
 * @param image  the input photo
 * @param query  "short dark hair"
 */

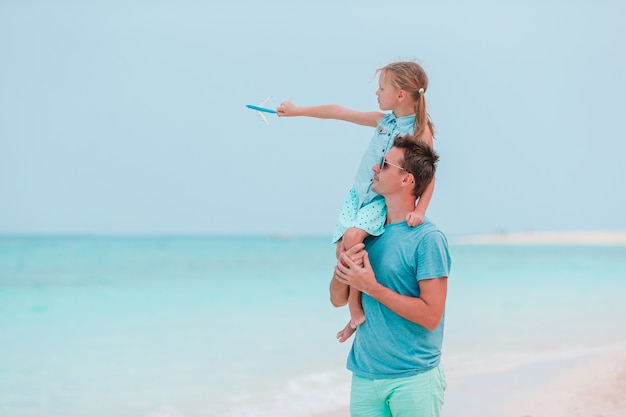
xmin=393 ymin=134 xmax=439 ymax=197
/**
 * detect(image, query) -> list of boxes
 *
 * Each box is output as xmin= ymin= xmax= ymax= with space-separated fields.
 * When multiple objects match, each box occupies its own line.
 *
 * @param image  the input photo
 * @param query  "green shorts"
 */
xmin=350 ymin=364 xmax=446 ymax=417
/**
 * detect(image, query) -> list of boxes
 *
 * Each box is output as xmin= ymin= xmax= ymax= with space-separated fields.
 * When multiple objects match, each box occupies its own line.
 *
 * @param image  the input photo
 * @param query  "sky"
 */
xmin=1 ymin=1 xmax=625 ymax=237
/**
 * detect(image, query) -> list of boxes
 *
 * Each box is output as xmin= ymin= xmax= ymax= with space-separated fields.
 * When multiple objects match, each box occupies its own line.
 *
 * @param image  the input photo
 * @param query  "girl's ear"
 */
xmin=397 ymin=89 xmax=408 ymax=102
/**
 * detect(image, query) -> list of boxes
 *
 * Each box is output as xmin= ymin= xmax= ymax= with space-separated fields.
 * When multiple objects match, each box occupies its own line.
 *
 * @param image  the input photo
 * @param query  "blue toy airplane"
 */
xmin=246 ymin=96 xmax=277 ymax=125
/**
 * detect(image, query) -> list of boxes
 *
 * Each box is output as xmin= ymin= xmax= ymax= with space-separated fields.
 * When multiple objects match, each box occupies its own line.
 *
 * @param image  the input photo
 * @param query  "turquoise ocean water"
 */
xmin=1 ymin=236 xmax=625 ymax=417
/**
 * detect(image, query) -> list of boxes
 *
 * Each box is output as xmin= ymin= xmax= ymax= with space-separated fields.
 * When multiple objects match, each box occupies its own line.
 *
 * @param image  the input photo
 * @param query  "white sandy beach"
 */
xmin=505 ymin=347 xmax=626 ymax=417
xmin=452 ymin=230 xmax=626 ymax=245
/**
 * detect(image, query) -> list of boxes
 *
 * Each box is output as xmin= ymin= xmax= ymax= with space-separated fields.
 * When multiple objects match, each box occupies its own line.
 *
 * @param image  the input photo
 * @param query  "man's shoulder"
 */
xmin=414 ymin=221 xmax=451 ymax=278
xmin=414 ymin=219 xmax=446 ymax=238
xmin=412 ymin=220 xmax=449 ymax=250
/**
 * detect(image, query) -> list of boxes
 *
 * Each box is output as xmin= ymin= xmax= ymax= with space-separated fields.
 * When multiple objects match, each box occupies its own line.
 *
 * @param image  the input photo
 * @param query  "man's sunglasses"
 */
xmin=380 ymin=156 xmax=406 ymax=171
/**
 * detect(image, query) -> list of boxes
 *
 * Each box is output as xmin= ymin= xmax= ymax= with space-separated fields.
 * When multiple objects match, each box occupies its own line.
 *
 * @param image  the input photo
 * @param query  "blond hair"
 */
xmin=378 ymin=61 xmax=434 ymax=140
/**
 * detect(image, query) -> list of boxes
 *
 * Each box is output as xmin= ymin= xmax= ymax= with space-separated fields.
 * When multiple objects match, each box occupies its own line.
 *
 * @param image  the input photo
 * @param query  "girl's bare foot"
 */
xmin=336 ymin=315 xmax=366 ymax=343
xmin=351 ymin=313 xmax=366 ymax=329
xmin=336 ymin=320 xmax=356 ymax=343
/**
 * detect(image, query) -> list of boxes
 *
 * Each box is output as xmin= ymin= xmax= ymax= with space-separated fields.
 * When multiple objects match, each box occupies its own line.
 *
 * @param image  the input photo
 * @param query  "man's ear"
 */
xmin=402 ymin=173 xmax=415 ymax=186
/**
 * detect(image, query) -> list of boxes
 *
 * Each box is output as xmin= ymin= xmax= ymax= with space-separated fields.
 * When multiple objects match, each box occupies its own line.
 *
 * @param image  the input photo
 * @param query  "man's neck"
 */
xmin=384 ymin=196 xmax=417 ymax=225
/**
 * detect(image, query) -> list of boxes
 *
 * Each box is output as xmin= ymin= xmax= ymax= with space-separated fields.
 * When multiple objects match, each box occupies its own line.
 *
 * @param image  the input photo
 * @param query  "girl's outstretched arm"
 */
xmin=276 ymin=101 xmax=383 ymax=127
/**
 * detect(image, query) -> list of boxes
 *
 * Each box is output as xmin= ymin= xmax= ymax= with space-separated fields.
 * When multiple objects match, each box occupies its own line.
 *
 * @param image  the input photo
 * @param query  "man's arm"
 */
xmin=335 ymin=250 xmax=447 ymax=331
xmin=368 ymin=276 xmax=447 ymax=331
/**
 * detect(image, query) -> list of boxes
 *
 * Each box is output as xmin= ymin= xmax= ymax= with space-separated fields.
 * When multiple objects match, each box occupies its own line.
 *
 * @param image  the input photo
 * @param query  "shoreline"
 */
xmin=451 ymin=230 xmax=626 ymax=245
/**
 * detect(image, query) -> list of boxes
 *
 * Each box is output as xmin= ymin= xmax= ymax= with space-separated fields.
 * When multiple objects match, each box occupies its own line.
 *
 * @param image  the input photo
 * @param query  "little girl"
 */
xmin=277 ymin=60 xmax=435 ymax=342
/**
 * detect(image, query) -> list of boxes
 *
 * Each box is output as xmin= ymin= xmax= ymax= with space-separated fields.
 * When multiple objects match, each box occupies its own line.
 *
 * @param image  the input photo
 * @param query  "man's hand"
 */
xmin=330 ymin=243 xmax=368 ymax=307
xmin=340 ymin=242 xmax=366 ymax=267
xmin=334 ymin=248 xmax=377 ymax=296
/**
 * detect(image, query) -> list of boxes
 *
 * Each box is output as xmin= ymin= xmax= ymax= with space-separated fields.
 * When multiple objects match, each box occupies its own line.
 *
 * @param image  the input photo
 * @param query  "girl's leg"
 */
xmin=336 ymin=227 xmax=369 ymax=343
xmin=336 ymin=289 xmax=363 ymax=343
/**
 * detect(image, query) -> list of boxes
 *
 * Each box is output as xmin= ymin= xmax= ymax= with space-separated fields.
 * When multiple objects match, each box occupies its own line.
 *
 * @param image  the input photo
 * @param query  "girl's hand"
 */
xmin=276 ymin=101 xmax=297 ymax=117
xmin=406 ymin=210 xmax=425 ymax=227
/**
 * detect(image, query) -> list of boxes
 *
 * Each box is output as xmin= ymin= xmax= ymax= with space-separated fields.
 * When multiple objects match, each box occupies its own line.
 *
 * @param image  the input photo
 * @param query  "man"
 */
xmin=330 ymin=135 xmax=451 ymax=417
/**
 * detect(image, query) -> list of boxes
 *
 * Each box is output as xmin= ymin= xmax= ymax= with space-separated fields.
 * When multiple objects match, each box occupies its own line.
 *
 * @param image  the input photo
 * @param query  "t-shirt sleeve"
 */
xmin=416 ymin=230 xmax=451 ymax=281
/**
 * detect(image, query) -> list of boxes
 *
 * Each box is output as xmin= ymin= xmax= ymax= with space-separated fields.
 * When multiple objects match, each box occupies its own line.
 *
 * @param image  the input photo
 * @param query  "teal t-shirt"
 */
xmin=346 ymin=219 xmax=451 ymax=379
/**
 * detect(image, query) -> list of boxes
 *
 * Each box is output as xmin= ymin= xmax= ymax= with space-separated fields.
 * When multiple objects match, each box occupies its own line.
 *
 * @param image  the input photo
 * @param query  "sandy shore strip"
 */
xmin=505 ymin=347 xmax=626 ymax=417
xmin=451 ymin=230 xmax=626 ymax=245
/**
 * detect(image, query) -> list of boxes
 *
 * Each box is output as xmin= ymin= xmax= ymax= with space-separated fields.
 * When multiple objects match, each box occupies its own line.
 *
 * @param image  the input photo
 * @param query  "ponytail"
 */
xmin=413 ymin=87 xmax=434 ymax=141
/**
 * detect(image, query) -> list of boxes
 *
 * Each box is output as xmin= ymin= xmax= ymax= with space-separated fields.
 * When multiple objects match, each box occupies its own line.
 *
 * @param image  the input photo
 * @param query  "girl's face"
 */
xmin=376 ymin=71 xmax=401 ymax=111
